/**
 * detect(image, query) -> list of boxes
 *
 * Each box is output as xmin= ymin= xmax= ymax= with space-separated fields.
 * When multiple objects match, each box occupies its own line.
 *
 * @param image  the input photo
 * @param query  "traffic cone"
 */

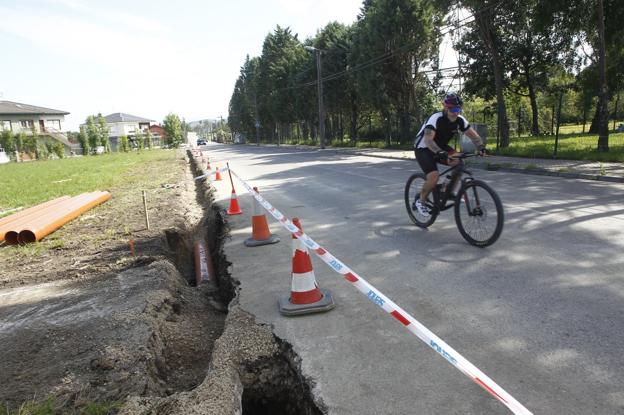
xmin=245 ymin=187 xmax=280 ymax=247
xmin=278 ymin=218 xmax=334 ymax=316
xmin=227 ymin=189 xmax=243 ymax=215
xmin=206 ymin=159 xmax=211 ymax=170
xmin=214 ymin=166 xmax=222 ymax=181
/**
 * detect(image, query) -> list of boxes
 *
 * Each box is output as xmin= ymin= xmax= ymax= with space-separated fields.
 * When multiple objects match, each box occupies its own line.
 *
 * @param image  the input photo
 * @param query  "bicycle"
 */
xmin=404 ymin=152 xmax=504 ymax=247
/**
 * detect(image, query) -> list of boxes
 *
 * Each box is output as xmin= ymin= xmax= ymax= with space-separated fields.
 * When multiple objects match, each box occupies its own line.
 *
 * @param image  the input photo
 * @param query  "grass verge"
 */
xmin=0 ymin=150 xmax=178 ymax=215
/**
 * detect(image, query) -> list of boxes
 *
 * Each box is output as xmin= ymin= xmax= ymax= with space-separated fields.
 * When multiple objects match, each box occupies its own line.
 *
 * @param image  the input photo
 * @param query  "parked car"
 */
xmin=197 ymin=138 xmax=207 ymax=146
xmin=616 ymin=123 xmax=624 ymax=133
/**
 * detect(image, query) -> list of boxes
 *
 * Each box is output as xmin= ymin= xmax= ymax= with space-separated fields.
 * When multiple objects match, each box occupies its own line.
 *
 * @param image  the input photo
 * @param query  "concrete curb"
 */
xmin=324 ymin=147 xmax=624 ymax=184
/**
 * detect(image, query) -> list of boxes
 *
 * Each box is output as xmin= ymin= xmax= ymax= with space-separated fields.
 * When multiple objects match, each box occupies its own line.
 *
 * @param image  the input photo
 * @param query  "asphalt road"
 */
xmin=204 ymin=143 xmax=624 ymax=415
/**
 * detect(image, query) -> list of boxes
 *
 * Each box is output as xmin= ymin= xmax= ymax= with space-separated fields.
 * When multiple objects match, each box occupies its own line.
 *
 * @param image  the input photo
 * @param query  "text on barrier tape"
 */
xmin=226 ymin=167 xmax=532 ymax=415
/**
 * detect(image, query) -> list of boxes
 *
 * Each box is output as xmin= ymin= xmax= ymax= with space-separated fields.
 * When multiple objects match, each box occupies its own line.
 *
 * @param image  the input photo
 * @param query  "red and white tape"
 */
xmin=227 ymin=168 xmax=532 ymax=415
xmin=193 ymin=166 xmax=229 ymax=181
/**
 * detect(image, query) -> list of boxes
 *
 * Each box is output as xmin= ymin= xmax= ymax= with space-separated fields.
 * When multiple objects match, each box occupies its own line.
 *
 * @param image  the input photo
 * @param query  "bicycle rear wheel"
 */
xmin=404 ymin=173 xmax=438 ymax=228
xmin=454 ymin=180 xmax=504 ymax=247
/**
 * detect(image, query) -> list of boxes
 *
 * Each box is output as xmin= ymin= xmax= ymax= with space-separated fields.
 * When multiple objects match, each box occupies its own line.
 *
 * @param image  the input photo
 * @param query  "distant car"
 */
xmin=617 ymin=124 xmax=624 ymax=133
xmin=197 ymin=138 xmax=207 ymax=146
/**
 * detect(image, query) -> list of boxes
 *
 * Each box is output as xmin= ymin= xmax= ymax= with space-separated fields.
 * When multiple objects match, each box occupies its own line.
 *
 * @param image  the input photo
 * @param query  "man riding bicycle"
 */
xmin=413 ymin=92 xmax=486 ymax=217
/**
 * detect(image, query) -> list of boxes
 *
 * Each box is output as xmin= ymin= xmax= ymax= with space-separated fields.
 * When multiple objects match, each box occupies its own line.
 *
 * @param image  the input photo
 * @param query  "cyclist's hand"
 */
xmin=435 ymin=150 xmax=448 ymax=161
xmin=477 ymin=145 xmax=487 ymax=157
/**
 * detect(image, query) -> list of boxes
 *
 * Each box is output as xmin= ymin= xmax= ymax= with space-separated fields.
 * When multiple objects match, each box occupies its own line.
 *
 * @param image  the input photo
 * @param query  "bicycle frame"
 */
xmin=431 ymin=157 xmax=475 ymax=212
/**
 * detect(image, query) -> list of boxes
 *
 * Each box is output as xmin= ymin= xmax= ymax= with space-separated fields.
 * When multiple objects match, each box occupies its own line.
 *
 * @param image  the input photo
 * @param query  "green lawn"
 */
xmin=0 ymin=150 xmax=178 ymax=214
xmin=493 ymin=132 xmax=624 ymax=161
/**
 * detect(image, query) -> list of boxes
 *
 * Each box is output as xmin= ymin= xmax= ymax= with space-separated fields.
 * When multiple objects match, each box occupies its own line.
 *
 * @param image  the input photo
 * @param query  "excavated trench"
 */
xmin=239 ymin=338 xmax=324 ymax=415
xmin=133 ymin=151 xmax=325 ymax=414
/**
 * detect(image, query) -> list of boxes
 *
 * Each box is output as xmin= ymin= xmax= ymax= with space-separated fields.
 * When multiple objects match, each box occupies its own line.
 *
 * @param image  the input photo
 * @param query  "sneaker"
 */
xmin=414 ymin=199 xmax=431 ymax=217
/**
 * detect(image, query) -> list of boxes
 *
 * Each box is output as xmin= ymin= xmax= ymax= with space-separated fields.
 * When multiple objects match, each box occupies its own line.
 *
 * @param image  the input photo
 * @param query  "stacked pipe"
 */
xmin=1 ymin=191 xmax=111 ymax=245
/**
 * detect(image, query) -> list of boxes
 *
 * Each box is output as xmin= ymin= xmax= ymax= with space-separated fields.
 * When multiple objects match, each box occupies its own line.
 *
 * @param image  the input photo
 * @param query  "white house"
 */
xmin=101 ymin=113 xmax=156 ymax=138
xmin=80 ymin=113 xmax=157 ymax=150
xmin=0 ymin=100 xmax=72 ymax=149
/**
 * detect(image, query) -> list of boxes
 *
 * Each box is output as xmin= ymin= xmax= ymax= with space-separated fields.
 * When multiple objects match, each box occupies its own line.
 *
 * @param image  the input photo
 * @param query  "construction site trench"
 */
xmin=0 ymin=150 xmax=323 ymax=415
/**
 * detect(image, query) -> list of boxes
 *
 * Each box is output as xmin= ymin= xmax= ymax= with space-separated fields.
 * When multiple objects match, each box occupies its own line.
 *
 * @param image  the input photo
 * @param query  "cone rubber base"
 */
xmin=278 ymin=288 xmax=335 ymax=316
xmin=244 ymin=234 xmax=280 ymax=247
xmin=227 ymin=209 xmax=243 ymax=215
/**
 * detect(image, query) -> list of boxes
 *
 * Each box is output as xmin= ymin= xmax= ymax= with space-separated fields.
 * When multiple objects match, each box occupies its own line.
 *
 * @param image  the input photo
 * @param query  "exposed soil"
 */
xmin=0 ymin=149 xmax=325 ymax=415
xmin=0 ymin=151 xmax=227 ymax=412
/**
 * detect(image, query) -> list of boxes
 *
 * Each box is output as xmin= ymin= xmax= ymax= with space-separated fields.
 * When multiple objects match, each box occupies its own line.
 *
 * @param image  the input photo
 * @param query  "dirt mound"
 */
xmin=0 ymin=260 xmax=225 ymax=410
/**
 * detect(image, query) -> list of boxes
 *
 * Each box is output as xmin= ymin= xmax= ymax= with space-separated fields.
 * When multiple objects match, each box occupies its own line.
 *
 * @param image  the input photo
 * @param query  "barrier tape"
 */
xmin=193 ymin=166 xmax=229 ymax=181
xmin=227 ymin=168 xmax=533 ymax=415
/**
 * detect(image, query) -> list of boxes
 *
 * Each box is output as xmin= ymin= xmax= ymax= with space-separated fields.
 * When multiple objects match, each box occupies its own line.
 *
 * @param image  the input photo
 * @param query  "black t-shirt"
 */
xmin=414 ymin=111 xmax=470 ymax=149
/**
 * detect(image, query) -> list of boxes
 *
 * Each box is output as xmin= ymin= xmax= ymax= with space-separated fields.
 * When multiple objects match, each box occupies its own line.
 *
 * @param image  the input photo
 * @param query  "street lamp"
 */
xmin=305 ymin=45 xmax=325 ymax=149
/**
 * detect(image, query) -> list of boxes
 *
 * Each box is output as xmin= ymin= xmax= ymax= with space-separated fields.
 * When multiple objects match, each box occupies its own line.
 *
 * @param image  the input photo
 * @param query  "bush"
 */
xmin=119 ymin=135 xmax=130 ymax=152
xmin=53 ymin=142 xmax=65 ymax=159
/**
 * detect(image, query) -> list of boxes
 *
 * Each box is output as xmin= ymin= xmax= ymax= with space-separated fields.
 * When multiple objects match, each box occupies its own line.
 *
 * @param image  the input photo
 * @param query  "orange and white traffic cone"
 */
xmin=206 ymin=159 xmax=211 ymax=170
xmin=278 ymin=218 xmax=334 ymax=316
xmin=225 ymin=162 xmax=242 ymax=215
xmin=245 ymin=187 xmax=280 ymax=247
xmin=214 ymin=166 xmax=222 ymax=181
xmin=227 ymin=189 xmax=243 ymax=215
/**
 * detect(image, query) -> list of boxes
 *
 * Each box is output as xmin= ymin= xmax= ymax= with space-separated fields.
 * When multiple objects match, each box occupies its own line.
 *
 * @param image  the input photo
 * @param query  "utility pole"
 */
xmin=306 ymin=46 xmax=325 ymax=149
xmin=254 ymin=93 xmax=260 ymax=146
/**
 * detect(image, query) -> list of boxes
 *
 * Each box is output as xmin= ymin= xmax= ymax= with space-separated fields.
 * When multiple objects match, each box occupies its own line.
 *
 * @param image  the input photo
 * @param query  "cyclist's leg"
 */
xmin=415 ymin=148 xmax=439 ymax=202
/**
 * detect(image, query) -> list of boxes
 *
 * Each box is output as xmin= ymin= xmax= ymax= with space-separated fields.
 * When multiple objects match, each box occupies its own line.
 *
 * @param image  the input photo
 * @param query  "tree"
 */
xmin=229 ymin=56 xmax=257 ymax=140
xmin=459 ymin=0 xmax=511 ymax=147
xmin=595 ymin=0 xmax=609 ymax=150
xmin=352 ymin=0 xmax=440 ymax=144
xmin=163 ymin=113 xmax=183 ymax=148
xmin=119 ymin=135 xmax=130 ymax=152
xmin=145 ymin=129 xmax=153 ymax=149
xmin=85 ymin=116 xmax=99 ymax=150
xmin=135 ymin=129 xmax=145 ymax=151
xmin=0 ymin=129 xmax=15 ymax=155
xmin=97 ymin=114 xmax=111 ymax=153
xmin=77 ymin=128 xmax=90 ymax=155
xmin=257 ymin=26 xmax=307 ymax=142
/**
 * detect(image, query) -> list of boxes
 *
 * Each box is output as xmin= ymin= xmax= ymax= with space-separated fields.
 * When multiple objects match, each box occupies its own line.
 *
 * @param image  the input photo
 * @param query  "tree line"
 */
xmin=228 ymin=0 xmax=622 ymax=150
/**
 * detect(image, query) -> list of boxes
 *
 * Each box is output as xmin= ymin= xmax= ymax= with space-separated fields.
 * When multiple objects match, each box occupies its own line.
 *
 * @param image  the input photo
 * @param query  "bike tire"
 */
xmin=454 ymin=179 xmax=504 ymax=247
xmin=404 ymin=173 xmax=438 ymax=228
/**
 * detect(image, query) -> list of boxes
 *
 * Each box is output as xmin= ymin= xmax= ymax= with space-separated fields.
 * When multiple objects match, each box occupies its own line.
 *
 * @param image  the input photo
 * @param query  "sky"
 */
xmin=0 ymin=0 xmax=367 ymax=130
xmin=0 ymin=0 xmax=460 ymax=132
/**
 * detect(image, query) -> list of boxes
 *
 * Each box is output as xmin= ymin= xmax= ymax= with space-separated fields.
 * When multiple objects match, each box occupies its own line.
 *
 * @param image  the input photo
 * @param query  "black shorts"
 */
xmin=414 ymin=146 xmax=455 ymax=175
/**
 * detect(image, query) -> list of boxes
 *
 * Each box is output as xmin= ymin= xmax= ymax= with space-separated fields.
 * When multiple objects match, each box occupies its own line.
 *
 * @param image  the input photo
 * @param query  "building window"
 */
xmin=20 ymin=120 xmax=34 ymax=129
xmin=0 ymin=121 xmax=11 ymax=131
xmin=44 ymin=119 xmax=61 ymax=130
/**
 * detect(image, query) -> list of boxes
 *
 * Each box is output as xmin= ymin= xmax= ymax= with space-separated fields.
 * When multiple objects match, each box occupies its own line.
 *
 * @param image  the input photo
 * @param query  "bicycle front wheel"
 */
xmin=404 ymin=173 xmax=438 ymax=228
xmin=454 ymin=180 xmax=504 ymax=247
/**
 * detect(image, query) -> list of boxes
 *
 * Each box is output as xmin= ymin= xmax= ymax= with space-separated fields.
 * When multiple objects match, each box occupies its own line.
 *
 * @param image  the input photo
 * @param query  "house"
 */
xmin=81 ymin=112 xmax=156 ymax=151
xmin=148 ymin=125 xmax=166 ymax=147
xmin=102 ymin=113 xmax=155 ymax=138
xmin=0 ymin=100 xmax=73 ymax=151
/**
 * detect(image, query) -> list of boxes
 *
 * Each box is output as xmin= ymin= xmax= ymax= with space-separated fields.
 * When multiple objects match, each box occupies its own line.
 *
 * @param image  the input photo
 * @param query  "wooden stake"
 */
xmin=142 ymin=190 xmax=150 ymax=230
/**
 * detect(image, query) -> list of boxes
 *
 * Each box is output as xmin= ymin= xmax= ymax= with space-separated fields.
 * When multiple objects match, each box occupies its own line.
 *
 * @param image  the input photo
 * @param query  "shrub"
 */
xmin=119 ymin=135 xmax=130 ymax=152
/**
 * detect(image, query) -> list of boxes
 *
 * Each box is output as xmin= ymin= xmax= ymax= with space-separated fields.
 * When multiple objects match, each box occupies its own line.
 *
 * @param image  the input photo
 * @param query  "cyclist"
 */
xmin=413 ymin=93 xmax=486 ymax=217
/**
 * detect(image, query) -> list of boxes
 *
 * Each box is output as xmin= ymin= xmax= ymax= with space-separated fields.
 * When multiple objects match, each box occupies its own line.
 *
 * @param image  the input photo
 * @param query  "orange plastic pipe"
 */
xmin=0 ymin=196 xmax=70 ymax=227
xmin=17 ymin=192 xmax=111 ymax=244
xmin=193 ymin=240 xmax=216 ymax=285
xmin=3 ymin=193 xmax=100 ymax=244
xmin=0 ymin=196 xmax=70 ymax=241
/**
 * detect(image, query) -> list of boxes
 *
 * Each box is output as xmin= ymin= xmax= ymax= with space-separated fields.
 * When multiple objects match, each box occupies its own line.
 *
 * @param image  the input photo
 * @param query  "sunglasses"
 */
xmin=448 ymin=106 xmax=462 ymax=113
